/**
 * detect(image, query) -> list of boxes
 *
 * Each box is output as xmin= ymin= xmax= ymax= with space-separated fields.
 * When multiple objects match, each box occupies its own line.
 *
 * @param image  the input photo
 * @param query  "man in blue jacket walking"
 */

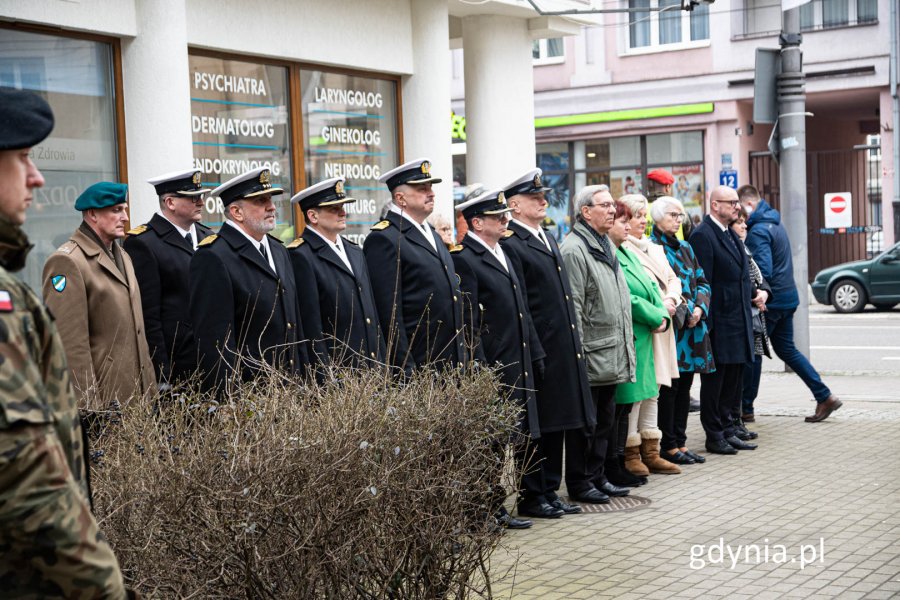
xmin=738 ymin=185 xmax=842 ymax=423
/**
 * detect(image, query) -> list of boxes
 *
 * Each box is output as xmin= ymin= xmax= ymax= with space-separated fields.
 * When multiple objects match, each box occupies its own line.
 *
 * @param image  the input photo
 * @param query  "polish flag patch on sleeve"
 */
xmin=0 ymin=290 xmax=13 ymax=312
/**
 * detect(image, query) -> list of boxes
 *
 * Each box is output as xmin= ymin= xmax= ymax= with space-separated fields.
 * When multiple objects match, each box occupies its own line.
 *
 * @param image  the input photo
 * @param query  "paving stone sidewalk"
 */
xmin=488 ymin=372 xmax=900 ymax=599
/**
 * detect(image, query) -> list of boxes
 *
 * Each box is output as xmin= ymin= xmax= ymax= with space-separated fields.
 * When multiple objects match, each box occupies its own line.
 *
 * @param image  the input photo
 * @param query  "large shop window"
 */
xmin=535 ymin=143 xmax=572 ymax=241
xmin=537 ymin=130 xmax=706 ymax=239
xmin=300 ymin=70 xmax=399 ymax=245
xmin=0 ymin=27 xmax=120 ymax=295
xmin=189 ymin=54 xmax=400 ymax=245
xmin=189 ymin=55 xmax=294 ymax=241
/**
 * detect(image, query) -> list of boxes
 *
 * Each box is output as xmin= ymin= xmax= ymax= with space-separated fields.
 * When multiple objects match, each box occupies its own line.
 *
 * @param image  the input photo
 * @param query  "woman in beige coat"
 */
xmin=620 ymin=193 xmax=683 ymax=475
xmin=42 ymin=182 xmax=156 ymax=412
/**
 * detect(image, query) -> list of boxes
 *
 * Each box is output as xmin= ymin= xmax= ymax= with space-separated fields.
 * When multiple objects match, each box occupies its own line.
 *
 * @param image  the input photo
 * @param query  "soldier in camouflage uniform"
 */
xmin=0 ymin=87 xmax=126 ymax=598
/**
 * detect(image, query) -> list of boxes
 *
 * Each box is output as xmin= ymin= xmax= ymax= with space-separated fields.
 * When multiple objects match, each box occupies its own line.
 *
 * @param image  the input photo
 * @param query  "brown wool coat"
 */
xmin=622 ymin=236 xmax=682 ymax=388
xmin=43 ymin=227 xmax=157 ymax=410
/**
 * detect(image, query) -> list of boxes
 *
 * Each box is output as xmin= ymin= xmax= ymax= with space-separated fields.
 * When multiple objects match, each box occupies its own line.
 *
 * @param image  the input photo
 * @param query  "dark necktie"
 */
xmin=259 ymin=242 xmax=268 ymax=262
xmin=537 ymin=229 xmax=551 ymax=251
xmin=724 ymin=229 xmax=740 ymax=254
xmin=184 ymin=232 xmax=193 ymax=249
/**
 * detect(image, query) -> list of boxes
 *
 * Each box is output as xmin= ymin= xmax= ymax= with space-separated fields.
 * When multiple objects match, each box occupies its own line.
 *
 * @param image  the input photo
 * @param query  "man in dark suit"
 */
xmin=452 ymin=188 xmax=575 ymax=528
xmin=500 ymin=168 xmax=597 ymax=514
xmin=363 ymin=158 xmax=465 ymax=372
xmin=287 ymin=177 xmax=385 ymax=368
xmin=124 ymin=168 xmax=214 ymax=386
xmin=189 ymin=167 xmax=308 ymax=392
xmin=688 ymin=185 xmax=759 ymax=454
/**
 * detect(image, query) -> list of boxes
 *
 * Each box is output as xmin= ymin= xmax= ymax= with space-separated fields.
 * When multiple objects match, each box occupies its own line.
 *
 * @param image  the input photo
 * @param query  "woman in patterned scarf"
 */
xmin=648 ymin=196 xmax=713 ymax=466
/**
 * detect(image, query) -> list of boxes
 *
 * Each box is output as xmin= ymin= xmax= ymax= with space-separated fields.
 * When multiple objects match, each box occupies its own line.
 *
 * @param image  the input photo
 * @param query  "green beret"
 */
xmin=74 ymin=182 xmax=128 ymax=211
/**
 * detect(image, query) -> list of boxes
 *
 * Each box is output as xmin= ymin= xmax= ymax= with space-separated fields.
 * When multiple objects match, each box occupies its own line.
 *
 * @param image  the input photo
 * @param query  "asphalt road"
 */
xmin=761 ymin=301 xmax=900 ymax=376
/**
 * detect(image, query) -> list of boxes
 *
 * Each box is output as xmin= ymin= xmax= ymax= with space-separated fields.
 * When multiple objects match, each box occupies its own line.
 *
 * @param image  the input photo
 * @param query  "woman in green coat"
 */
xmin=610 ymin=201 xmax=673 ymax=477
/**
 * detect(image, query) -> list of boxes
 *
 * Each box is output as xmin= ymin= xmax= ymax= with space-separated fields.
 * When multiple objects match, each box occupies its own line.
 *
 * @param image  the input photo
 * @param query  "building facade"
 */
xmin=1 ymin=0 xmax=587 ymax=293
xmin=451 ymin=0 xmax=895 ymax=277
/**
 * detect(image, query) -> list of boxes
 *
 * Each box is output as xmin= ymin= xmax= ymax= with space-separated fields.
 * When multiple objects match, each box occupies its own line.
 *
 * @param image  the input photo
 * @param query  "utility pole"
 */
xmin=778 ymin=7 xmax=810 ymax=357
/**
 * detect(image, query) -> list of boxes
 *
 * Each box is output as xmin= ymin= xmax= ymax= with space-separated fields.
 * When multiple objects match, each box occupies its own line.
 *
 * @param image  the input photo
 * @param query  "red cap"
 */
xmin=647 ymin=168 xmax=675 ymax=186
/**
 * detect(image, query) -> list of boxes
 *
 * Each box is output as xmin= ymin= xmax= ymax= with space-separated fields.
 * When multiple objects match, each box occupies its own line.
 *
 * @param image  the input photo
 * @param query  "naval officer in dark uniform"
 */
xmin=500 ymin=168 xmax=600 ymax=509
xmin=189 ymin=167 xmax=308 ymax=392
xmin=124 ymin=168 xmax=214 ymax=385
xmin=363 ymin=158 xmax=465 ymax=372
xmin=287 ymin=177 xmax=385 ymax=368
xmin=452 ymin=188 xmax=581 ymax=527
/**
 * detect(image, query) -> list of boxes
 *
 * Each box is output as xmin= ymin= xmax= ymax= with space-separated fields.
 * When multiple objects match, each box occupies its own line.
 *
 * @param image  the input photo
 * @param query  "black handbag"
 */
xmin=673 ymin=302 xmax=689 ymax=330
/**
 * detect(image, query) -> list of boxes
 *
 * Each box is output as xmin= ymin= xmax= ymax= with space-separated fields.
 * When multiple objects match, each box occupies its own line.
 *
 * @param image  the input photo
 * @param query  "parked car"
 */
xmin=811 ymin=241 xmax=900 ymax=313
xmin=867 ymin=230 xmax=884 ymax=258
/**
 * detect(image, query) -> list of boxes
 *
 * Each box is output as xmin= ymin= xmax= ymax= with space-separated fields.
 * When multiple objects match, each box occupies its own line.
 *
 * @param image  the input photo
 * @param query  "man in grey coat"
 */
xmin=560 ymin=186 xmax=636 ymax=501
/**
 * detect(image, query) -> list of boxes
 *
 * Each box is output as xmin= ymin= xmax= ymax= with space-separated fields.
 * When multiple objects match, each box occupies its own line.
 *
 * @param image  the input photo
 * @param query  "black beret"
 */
xmin=0 ymin=87 xmax=55 ymax=151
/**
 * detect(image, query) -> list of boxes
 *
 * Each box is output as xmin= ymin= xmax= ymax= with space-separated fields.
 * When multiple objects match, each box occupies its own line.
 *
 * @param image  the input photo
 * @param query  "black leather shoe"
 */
xmin=661 ymin=449 xmax=695 ymax=465
xmin=517 ymin=501 xmax=564 ymax=519
xmin=549 ymin=498 xmax=583 ymax=514
xmin=705 ymin=439 xmax=738 ymax=455
xmin=598 ymin=481 xmax=630 ymax=497
xmin=608 ymin=456 xmax=644 ymax=487
xmin=683 ymin=449 xmax=706 ymax=463
xmin=570 ymin=487 xmax=610 ymax=504
xmin=735 ymin=429 xmax=758 ymax=441
xmin=496 ymin=507 xmax=532 ymax=529
xmin=725 ymin=435 xmax=757 ymax=450
xmin=733 ymin=420 xmax=759 ymax=440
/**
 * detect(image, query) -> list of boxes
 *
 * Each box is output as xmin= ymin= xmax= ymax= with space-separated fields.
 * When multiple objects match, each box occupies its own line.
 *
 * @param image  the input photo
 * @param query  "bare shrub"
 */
xmin=91 ymin=363 xmax=521 ymax=598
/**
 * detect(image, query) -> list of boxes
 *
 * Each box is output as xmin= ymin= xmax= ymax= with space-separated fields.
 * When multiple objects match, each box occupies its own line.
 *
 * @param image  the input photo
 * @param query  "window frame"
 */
xmin=533 ymin=37 xmax=566 ymax=66
xmin=623 ymin=0 xmax=711 ymax=55
xmin=741 ymin=0 xmax=784 ymax=38
xmin=537 ymin=130 xmax=706 ymax=225
xmin=0 ymin=21 xmax=128 ymax=191
xmin=799 ymin=0 xmax=878 ymax=31
xmin=188 ymin=48 xmax=403 ymax=234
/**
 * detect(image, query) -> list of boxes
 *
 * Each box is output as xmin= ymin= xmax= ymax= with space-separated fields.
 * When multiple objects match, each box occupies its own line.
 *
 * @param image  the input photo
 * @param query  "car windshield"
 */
xmin=882 ymin=244 xmax=900 ymax=260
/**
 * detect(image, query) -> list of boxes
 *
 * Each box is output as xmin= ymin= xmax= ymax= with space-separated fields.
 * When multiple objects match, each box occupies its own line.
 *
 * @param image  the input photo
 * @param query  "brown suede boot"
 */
xmin=624 ymin=433 xmax=650 ymax=477
xmin=640 ymin=429 xmax=681 ymax=474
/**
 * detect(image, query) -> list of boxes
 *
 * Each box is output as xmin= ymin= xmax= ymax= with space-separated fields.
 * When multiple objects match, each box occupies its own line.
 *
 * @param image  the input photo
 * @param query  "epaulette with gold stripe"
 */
xmin=197 ymin=234 xmax=218 ymax=248
xmin=127 ymin=225 xmax=147 ymax=236
xmin=503 ymin=229 xmax=515 ymax=238
xmin=370 ymin=220 xmax=391 ymax=231
xmin=286 ymin=238 xmax=305 ymax=249
xmin=449 ymin=244 xmax=463 ymax=253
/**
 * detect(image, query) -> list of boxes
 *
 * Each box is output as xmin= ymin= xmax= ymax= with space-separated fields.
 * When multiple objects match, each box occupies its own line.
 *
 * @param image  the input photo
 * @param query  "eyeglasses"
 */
xmin=666 ymin=212 xmax=685 ymax=220
xmin=174 ymin=194 xmax=206 ymax=204
xmin=591 ymin=202 xmax=614 ymax=210
xmin=716 ymin=200 xmax=740 ymax=206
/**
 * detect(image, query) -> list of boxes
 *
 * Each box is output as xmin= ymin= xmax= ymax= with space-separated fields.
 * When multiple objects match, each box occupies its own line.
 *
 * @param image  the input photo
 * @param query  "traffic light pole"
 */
xmin=778 ymin=7 xmax=810 ymax=357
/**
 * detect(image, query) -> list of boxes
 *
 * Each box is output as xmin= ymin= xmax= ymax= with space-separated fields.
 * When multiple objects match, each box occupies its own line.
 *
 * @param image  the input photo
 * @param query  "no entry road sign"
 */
xmin=824 ymin=192 xmax=852 ymax=229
